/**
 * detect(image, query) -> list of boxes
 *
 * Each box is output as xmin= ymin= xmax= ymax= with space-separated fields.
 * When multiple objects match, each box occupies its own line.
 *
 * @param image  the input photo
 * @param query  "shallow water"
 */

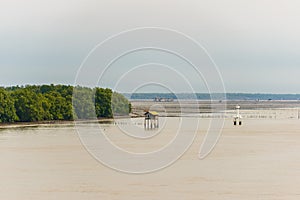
xmin=1 ymin=118 xmax=300 ymax=200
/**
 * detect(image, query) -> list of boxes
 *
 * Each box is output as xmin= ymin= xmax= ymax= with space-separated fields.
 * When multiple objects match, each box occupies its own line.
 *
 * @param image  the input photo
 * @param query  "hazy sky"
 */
xmin=1 ymin=0 xmax=300 ymax=93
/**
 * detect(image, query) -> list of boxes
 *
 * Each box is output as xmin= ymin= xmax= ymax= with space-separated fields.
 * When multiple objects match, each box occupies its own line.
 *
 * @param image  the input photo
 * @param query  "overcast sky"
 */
xmin=0 ymin=0 xmax=300 ymax=93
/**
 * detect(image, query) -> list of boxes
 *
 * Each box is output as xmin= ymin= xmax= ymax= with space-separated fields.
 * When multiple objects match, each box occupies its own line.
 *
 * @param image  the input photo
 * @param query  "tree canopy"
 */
xmin=0 ymin=88 xmax=18 ymax=122
xmin=0 ymin=85 xmax=131 ymax=123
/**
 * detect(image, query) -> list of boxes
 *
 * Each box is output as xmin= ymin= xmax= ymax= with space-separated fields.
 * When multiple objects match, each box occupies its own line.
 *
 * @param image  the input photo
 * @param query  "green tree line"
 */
xmin=0 ymin=85 xmax=131 ymax=123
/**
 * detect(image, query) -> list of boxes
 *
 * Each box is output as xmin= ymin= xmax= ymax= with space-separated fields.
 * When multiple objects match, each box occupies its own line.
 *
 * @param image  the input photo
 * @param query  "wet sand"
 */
xmin=131 ymin=100 xmax=300 ymax=117
xmin=1 ymin=118 xmax=300 ymax=200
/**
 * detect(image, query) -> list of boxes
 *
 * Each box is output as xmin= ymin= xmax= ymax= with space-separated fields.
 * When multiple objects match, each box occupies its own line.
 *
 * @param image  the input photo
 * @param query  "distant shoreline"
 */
xmin=2 ymin=99 xmax=300 ymax=129
xmin=0 ymin=118 xmax=117 ymax=129
xmin=0 ymin=120 xmax=73 ymax=129
xmin=123 ymin=93 xmax=300 ymax=101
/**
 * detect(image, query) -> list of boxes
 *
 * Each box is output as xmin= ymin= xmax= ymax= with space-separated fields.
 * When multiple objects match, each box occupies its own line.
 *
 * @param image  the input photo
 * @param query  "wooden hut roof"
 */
xmin=144 ymin=111 xmax=159 ymax=116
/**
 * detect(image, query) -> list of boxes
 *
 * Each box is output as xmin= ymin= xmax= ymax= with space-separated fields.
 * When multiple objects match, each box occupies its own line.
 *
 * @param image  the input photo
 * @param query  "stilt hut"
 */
xmin=144 ymin=111 xmax=159 ymax=129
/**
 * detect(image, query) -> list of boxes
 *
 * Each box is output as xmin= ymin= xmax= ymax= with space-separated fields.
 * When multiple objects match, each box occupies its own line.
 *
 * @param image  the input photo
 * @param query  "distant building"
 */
xmin=154 ymin=97 xmax=174 ymax=102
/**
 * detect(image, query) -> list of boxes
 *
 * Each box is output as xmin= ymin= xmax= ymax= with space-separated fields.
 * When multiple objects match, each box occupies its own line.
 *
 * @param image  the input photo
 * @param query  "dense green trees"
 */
xmin=0 ymin=88 xmax=18 ymax=122
xmin=112 ymin=92 xmax=131 ymax=116
xmin=73 ymin=86 xmax=95 ymax=119
xmin=0 ymin=85 xmax=131 ymax=123
xmin=45 ymin=91 xmax=73 ymax=120
xmin=95 ymin=88 xmax=113 ymax=118
xmin=13 ymin=89 xmax=51 ymax=122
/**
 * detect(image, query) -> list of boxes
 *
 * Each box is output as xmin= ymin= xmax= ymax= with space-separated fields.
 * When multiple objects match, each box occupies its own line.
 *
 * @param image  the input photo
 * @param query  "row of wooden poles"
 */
xmin=144 ymin=118 xmax=159 ymax=129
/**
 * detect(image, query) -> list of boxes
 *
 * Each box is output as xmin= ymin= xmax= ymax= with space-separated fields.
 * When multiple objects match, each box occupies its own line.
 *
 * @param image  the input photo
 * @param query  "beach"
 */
xmin=1 ymin=115 xmax=300 ymax=200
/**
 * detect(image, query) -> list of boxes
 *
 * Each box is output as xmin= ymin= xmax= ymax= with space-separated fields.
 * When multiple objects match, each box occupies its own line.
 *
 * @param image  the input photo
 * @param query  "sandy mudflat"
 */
xmin=1 ymin=118 xmax=300 ymax=200
xmin=130 ymin=100 xmax=300 ymax=118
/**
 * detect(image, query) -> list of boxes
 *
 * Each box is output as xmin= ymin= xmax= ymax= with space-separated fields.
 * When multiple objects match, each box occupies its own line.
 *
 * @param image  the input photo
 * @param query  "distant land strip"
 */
xmin=123 ymin=93 xmax=300 ymax=101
